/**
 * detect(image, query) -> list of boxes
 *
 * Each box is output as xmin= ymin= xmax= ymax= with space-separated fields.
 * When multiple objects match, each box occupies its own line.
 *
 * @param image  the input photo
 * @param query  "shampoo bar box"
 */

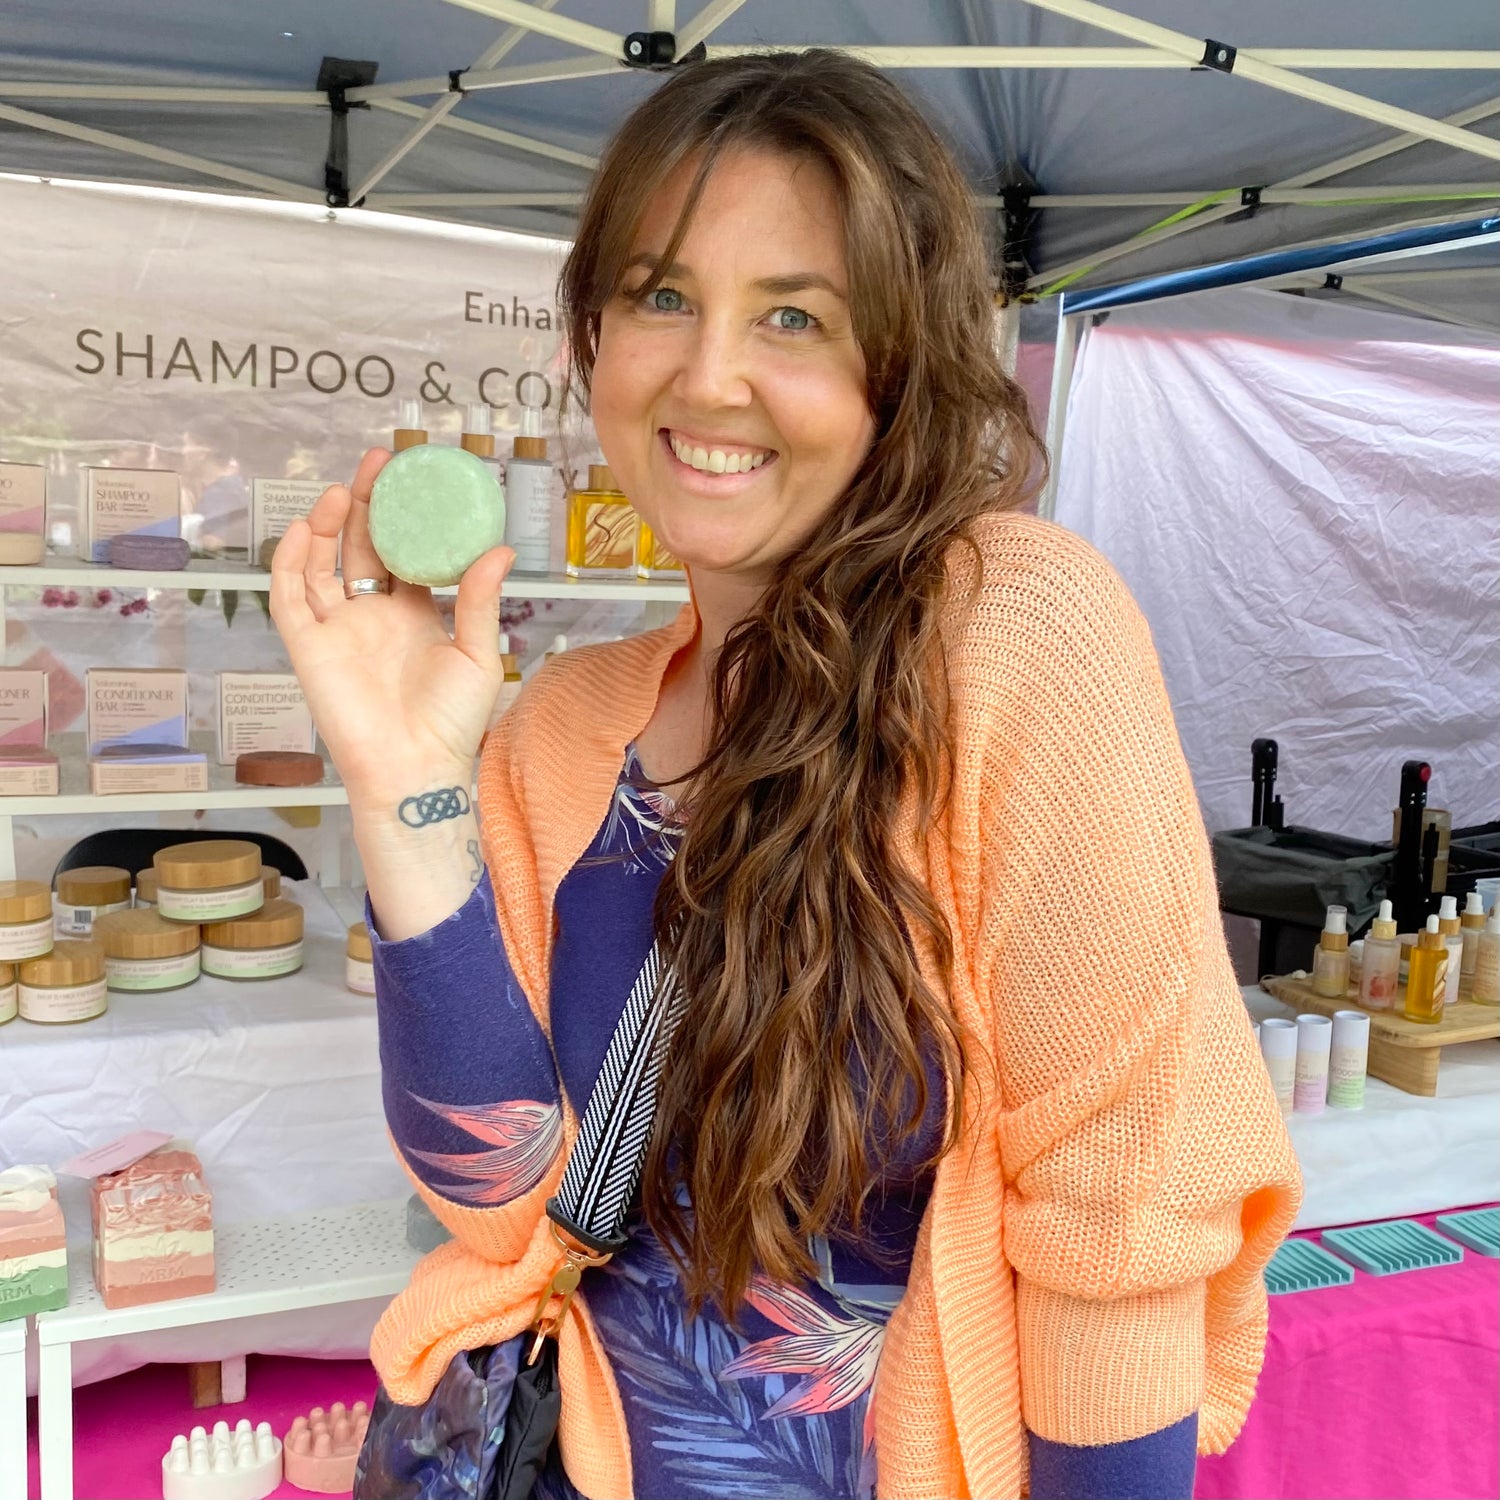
xmin=217 ymin=672 xmax=315 ymax=764
xmin=0 ymin=460 xmax=46 ymax=565
xmin=82 ymin=467 xmax=180 ymax=564
xmin=251 ymin=478 xmax=328 ymax=565
xmin=0 ymin=1164 xmax=67 ymax=1320
xmin=91 ymin=1142 xmax=214 ymax=1309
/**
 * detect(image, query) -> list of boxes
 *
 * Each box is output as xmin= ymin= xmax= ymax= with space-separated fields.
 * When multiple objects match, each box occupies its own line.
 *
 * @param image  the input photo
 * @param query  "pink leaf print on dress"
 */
xmin=719 ymin=1276 xmax=886 ymax=1420
xmin=403 ymin=1096 xmax=562 ymax=1206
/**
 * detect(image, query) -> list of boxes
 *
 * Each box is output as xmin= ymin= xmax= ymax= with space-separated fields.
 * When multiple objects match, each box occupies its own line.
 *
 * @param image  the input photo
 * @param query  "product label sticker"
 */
xmin=58 ymin=1129 xmax=173 ymax=1179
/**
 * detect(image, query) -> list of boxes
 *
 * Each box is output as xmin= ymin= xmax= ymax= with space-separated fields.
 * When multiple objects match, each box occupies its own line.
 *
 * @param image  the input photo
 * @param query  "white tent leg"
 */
xmin=0 ymin=101 xmax=319 ymax=199
xmin=1029 ymin=96 xmax=1500 ymax=292
xmin=1012 ymin=0 xmax=1500 ymax=162
xmin=1039 ymin=305 xmax=1080 ymax=522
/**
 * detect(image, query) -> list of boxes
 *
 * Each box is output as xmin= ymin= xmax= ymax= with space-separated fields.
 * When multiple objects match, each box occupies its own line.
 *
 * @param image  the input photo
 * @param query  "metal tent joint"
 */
xmin=1227 ymin=183 xmax=1266 ymax=223
xmin=1323 ymin=273 xmax=1344 ymax=290
xmin=998 ymin=184 xmax=1038 ymax=302
xmin=1199 ymin=39 xmax=1238 ymax=73
xmin=448 ymin=69 xmax=469 ymax=96
xmin=623 ymin=32 xmax=678 ymax=68
xmin=317 ymin=56 xmax=378 ymax=208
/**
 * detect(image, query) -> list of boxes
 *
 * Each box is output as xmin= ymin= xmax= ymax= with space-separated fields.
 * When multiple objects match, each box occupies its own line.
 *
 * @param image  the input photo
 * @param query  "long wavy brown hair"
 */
xmin=559 ymin=49 xmax=1043 ymax=1315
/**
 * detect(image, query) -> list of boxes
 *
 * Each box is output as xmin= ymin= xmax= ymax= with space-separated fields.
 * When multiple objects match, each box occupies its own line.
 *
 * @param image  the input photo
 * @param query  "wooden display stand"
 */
xmin=1261 ymin=974 xmax=1500 ymax=1096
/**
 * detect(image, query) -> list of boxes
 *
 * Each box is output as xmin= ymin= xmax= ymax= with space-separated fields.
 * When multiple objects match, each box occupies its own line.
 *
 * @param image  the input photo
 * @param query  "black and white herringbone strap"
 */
xmin=546 ymin=942 xmax=686 ymax=1254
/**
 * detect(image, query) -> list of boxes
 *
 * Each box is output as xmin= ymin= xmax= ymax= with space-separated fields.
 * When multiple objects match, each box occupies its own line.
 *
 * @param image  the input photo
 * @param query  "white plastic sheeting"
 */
xmin=1055 ymin=286 xmax=1499 ymax=842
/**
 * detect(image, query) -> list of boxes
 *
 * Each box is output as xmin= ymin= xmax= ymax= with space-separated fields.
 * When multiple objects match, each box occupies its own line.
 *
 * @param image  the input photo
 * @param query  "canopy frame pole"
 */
xmin=0 ymin=100 xmax=320 ymax=200
xmin=366 ymin=190 xmax=586 ymax=207
xmin=1011 ymin=0 xmax=1500 ymax=163
xmin=1310 ymin=281 xmax=1500 ymax=335
xmin=1029 ymin=96 xmax=1500 ymax=291
xmin=1015 ymin=184 xmax=1500 ymax=209
xmin=676 ymin=0 xmax=753 ymax=54
xmin=369 ymin=99 xmax=597 ymax=171
xmin=350 ymin=56 xmax=619 ymax=103
xmin=648 ymin=0 xmax=676 ymax=30
xmin=1038 ymin=302 xmax=1080 ymax=522
xmin=424 ymin=0 xmax=622 ymax=60
xmin=350 ymin=0 xmax=565 ymax=204
xmin=0 ymin=84 xmax=325 ymax=104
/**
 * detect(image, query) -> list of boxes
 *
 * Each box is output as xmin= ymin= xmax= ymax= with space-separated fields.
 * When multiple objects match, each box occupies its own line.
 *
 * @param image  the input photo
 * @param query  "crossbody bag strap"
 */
xmin=526 ymin=941 xmax=684 ymax=1361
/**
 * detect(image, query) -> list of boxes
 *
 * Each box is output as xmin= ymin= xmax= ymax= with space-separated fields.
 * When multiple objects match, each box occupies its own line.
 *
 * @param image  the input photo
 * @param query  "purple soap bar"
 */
xmin=109 ymin=535 xmax=190 ymax=570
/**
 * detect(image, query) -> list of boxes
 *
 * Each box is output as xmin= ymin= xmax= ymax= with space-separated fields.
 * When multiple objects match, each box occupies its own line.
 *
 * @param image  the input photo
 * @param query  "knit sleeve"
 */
xmin=975 ymin=528 xmax=1302 ymax=1455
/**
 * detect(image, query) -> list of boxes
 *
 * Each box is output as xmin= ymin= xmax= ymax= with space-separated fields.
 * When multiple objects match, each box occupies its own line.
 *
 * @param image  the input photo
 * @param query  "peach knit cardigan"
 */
xmin=370 ymin=513 xmax=1303 ymax=1499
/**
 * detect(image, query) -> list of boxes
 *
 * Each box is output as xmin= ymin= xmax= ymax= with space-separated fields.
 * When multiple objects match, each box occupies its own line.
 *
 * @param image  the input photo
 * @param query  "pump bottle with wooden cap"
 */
xmin=1311 ymin=904 xmax=1350 ymax=999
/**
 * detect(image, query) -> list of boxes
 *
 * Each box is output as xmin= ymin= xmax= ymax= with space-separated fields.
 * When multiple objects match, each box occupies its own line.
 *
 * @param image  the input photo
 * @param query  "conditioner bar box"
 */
xmin=88 ymin=746 xmax=208 ymax=796
xmin=81 ymin=467 xmax=180 ymax=565
xmin=0 ymin=669 xmax=49 ymax=749
xmin=0 ymin=748 xmax=59 ymax=798
xmin=216 ymin=673 xmax=315 ymax=765
xmin=86 ymin=668 xmax=189 ymax=756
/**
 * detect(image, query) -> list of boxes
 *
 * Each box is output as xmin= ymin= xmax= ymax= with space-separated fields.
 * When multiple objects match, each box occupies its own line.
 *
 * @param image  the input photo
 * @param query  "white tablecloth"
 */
xmin=1241 ymin=985 xmax=1500 ymax=1230
xmin=0 ymin=881 xmax=406 ymax=1389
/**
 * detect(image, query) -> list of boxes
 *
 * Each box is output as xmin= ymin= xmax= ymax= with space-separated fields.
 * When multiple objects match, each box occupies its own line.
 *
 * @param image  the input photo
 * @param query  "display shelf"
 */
xmin=0 ymin=732 xmax=348 ymax=818
xmin=0 ymin=1317 xmax=25 ymax=1500
xmin=35 ymin=1198 xmax=417 ymax=1500
xmin=0 ymin=551 xmax=691 ymax=603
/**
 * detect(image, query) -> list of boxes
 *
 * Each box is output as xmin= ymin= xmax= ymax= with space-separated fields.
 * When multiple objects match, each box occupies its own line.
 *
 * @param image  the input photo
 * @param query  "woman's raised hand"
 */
xmin=269 ymin=447 xmax=514 ymax=804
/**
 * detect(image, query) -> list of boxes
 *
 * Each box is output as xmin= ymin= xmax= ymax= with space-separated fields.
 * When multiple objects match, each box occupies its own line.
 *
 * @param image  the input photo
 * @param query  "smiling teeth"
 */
xmin=670 ymin=435 xmax=770 ymax=473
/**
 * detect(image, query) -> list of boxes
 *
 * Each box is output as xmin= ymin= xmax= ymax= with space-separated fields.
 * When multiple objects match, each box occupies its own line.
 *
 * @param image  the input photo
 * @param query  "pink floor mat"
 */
xmin=26 ymin=1354 xmax=379 ymax=1500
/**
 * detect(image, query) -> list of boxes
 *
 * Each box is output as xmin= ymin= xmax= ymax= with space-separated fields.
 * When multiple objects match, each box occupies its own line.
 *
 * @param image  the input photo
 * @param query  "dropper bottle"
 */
xmin=1311 ymin=904 xmax=1350 ymax=999
xmin=1405 ymin=915 xmax=1448 ymax=1024
xmin=1473 ymin=906 xmax=1500 ymax=1005
xmin=460 ymin=403 xmax=503 ymax=480
xmin=494 ymin=632 xmax=523 ymax=717
xmin=504 ymin=401 xmax=554 ymax=576
xmin=393 ymin=398 xmax=428 ymax=453
xmin=1358 ymin=899 xmax=1400 ymax=1011
xmin=1459 ymin=891 xmax=1486 ymax=997
xmin=1436 ymin=895 xmax=1463 ymax=1010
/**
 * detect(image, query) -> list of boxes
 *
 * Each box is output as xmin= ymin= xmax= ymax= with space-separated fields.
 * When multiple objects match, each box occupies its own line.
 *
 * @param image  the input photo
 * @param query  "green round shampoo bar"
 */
xmin=368 ymin=445 xmax=506 ymax=586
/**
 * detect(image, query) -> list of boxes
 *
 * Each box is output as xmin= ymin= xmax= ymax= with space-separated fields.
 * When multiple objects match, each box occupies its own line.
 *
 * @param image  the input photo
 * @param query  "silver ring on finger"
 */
xmin=343 ymin=576 xmax=390 ymax=599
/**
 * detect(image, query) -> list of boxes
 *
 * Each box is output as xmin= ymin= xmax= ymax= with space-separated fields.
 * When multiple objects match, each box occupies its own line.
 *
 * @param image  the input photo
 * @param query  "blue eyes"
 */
xmin=635 ymin=284 xmax=817 ymax=332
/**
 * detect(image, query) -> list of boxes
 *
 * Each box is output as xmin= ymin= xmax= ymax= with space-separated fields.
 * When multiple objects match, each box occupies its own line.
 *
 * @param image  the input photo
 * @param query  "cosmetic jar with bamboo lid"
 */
xmin=154 ymin=840 xmax=265 ymax=923
xmin=0 ymin=881 xmax=55 ymax=962
xmin=134 ymin=868 xmax=158 ymax=908
xmin=19 ymin=939 xmax=106 ymax=1023
xmin=346 ymin=922 xmax=375 ymax=994
xmin=54 ymin=865 xmax=133 ymax=938
xmin=0 ymin=962 xmax=16 ymax=1024
xmin=261 ymin=867 xmax=282 ymax=900
xmin=200 ymin=898 xmax=304 ymax=980
xmin=93 ymin=908 xmax=202 ymax=993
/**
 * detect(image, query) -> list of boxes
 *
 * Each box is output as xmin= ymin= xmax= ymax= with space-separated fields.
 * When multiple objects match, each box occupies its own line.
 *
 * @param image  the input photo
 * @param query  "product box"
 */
xmin=0 ymin=669 xmax=48 ymax=749
xmin=216 ymin=672 xmax=315 ymax=764
xmin=0 ymin=749 xmax=60 ymax=797
xmin=86 ymin=668 xmax=189 ymax=756
xmin=88 ymin=747 xmax=208 ymax=796
xmin=0 ymin=461 xmax=47 ymax=565
xmin=251 ymin=478 xmax=328 ymax=564
xmin=81 ymin=468 xmax=180 ymax=565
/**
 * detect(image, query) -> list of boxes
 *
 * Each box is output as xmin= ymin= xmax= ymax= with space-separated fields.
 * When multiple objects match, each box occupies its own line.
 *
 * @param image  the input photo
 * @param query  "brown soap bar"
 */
xmin=234 ymin=751 xmax=325 ymax=787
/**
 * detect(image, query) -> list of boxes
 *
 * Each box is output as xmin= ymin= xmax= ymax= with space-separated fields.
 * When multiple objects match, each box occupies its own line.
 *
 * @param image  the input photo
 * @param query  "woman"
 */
xmin=273 ymin=49 xmax=1300 ymax=1500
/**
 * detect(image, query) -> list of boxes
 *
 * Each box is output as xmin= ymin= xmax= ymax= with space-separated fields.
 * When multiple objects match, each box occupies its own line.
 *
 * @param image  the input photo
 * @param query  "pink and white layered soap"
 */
xmin=90 ymin=1143 xmax=214 ymax=1309
xmin=0 ymin=1165 xmax=67 ymax=1320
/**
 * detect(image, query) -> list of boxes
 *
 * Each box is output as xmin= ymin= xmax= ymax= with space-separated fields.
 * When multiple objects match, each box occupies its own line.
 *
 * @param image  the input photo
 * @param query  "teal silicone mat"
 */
xmin=1264 ymin=1238 xmax=1354 ymax=1294
xmin=1435 ymin=1208 xmax=1500 ymax=1258
xmin=1322 ymin=1219 xmax=1464 ymax=1276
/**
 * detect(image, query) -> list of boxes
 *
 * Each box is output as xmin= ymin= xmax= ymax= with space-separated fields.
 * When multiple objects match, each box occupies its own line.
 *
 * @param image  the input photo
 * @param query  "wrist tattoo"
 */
xmin=397 ymin=786 xmax=471 ymax=828
xmin=467 ymin=839 xmax=484 ymax=884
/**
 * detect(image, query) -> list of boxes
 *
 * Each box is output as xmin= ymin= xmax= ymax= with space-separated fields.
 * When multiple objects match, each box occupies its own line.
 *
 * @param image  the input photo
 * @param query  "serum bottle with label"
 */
xmin=1404 ymin=916 xmax=1448 ymax=1025
xmin=1358 ymin=900 xmax=1400 ymax=1011
xmin=504 ymin=403 xmax=554 ymax=575
xmin=1311 ymin=905 xmax=1350 ymax=999
xmin=1458 ymin=891 xmax=1485 ymax=997
xmin=566 ymin=466 xmax=636 ymax=580
xmin=460 ymin=403 xmax=503 ymax=483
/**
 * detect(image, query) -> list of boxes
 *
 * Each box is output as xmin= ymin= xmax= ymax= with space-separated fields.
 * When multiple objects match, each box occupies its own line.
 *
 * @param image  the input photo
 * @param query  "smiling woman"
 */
xmin=270 ymin=45 xmax=1300 ymax=1500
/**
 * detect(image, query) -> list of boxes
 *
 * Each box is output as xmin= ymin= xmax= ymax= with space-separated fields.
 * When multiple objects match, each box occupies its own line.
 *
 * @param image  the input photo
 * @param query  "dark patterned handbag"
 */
xmin=354 ymin=945 xmax=683 ymax=1500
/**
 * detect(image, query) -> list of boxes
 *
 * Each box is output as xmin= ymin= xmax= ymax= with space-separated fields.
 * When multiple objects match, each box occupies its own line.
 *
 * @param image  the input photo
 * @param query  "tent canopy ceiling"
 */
xmin=1 ymin=0 xmax=1496 ymax=306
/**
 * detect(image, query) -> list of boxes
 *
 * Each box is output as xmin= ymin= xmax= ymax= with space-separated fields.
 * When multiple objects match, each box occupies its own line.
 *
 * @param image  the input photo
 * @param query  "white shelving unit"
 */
xmin=34 ymin=1197 xmax=419 ymax=1500
xmin=0 ymin=1316 xmax=25 ymax=1500
xmin=0 ymin=557 xmax=689 ymax=879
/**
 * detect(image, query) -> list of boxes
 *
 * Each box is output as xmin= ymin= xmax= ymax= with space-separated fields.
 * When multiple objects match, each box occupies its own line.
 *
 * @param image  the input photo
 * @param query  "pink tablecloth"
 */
xmin=1196 ymin=1203 xmax=1500 ymax=1500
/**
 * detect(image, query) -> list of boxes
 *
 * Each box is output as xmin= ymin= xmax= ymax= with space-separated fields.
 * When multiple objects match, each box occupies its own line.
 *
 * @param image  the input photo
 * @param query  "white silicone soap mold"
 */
xmin=161 ymin=1420 xmax=282 ymax=1500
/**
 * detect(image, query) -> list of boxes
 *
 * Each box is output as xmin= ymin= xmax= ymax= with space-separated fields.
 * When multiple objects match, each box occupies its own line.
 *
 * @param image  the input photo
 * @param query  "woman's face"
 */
xmin=590 ymin=147 xmax=875 ymax=585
